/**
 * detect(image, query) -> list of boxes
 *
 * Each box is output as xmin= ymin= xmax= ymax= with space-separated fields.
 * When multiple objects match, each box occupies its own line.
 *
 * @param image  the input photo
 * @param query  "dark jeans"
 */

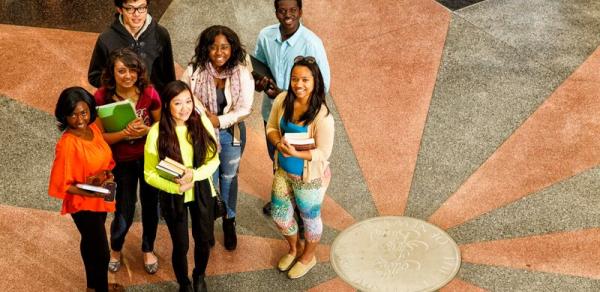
xmin=72 ymin=211 xmax=109 ymax=292
xmin=160 ymin=180 xmax=214 ymax=287
xmin=110 ymin=158 xmax=159 ymax=252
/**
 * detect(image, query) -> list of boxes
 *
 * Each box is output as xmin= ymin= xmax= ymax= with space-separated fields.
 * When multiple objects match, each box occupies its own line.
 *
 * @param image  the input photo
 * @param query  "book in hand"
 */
xmin=156 ymin=157 xmax=186 ymax=181
xmin=284 ymin=132 xmax=316 ymax=151
xmin=250 ymin=55 xmax=274 ymax=83
xmin=96 ymin=100 xmax=137 ymax=133
xmin=76 ymin=183 xmax=116 ymax=202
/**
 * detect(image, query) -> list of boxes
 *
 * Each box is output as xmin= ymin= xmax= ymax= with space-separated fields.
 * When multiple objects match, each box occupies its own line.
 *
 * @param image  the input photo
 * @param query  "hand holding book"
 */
xmin=156 ymin=157 xmax=194 ymax=192
xmin=74 ymin=170 xmax=116 ymax=201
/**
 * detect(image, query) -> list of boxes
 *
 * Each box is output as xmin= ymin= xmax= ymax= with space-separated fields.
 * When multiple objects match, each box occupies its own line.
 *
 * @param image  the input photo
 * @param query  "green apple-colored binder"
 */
xmin=96 ymin=100 xmax=137 ymax=133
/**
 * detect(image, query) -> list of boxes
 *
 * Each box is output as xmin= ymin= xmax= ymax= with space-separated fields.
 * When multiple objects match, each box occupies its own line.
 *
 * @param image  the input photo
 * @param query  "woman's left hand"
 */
xmin=279 ymin=138 xmax=299 ymax=158
xmin=174 ymin=168 xmax=194 ymax=185
xmin=206 ymin=111 xmax=220 ymax=128
xmin=127 ymin=118 xmax=149 ymax=139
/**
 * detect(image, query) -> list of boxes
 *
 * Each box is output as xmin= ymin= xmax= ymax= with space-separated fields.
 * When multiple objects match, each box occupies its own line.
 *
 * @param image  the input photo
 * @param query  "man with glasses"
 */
xmin=88 ymin=0 xmax=176 ymax=94
xmin=254 ymin=0 xmax=331 ymax=216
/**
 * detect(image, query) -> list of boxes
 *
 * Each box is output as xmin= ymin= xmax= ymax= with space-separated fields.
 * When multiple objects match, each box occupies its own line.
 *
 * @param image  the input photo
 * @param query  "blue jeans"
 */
xmin=213 ymin=122 xmax=246 ymax=219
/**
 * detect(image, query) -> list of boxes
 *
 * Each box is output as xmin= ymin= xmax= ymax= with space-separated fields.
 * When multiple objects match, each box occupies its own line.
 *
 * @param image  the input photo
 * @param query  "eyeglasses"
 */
xmin=294 ymin=56 xmax=316 ymax=64
xmin=122 ymin=5 xmax=148 ymax=14
xmin=209 ymin=44 xmax=231 ymax=52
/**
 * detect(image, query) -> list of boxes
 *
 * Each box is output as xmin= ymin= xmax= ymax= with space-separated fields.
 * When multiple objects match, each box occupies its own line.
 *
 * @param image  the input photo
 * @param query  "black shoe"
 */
xmin=262 ymin=202 xmax=272 ymax=216
xmin=223 ymin=217 xmax=237 ymax=251
xmin=179 ymin=283 xmax=193 ymax=292
xmin=193 ymin=275 xmax=208 ymax=292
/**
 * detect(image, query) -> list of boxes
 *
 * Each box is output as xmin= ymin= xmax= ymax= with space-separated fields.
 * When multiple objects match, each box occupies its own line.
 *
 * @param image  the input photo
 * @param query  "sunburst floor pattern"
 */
xmin=2 ymin=0 xmax=600 ymax=291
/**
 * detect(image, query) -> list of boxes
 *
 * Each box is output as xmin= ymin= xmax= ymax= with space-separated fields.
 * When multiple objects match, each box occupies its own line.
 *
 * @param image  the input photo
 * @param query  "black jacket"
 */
xmin=88 ymin=15 xmax=176 ymax=94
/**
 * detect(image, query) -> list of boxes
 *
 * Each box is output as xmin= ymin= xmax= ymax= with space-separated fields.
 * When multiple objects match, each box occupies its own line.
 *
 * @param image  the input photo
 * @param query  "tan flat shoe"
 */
xmin=277 ymin=253 xmax=297 ymax=272
xmin=287 ymin=256 xmax=316 ymax=279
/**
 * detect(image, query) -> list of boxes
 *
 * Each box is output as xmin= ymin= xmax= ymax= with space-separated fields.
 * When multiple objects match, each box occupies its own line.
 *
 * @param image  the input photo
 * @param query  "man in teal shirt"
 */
xmin=254 ymin=0 xmax=331 ymax=215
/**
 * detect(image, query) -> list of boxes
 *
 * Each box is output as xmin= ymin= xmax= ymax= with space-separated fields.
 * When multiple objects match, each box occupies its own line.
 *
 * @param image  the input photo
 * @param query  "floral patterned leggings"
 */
xmin=271 ymin=167 xmax=331 ymax=242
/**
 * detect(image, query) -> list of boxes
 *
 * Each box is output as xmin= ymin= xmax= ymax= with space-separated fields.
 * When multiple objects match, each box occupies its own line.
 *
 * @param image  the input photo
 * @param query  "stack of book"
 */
xmin=156 ymin=157 xmax=186 ymax=180
xmin=284 ymin=132 xmax=316 ymax=151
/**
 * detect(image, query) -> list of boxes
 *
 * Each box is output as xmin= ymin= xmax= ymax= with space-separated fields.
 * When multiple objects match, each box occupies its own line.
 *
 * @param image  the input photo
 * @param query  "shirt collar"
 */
xmin=277 ymin=23 xmax=305 ymax=46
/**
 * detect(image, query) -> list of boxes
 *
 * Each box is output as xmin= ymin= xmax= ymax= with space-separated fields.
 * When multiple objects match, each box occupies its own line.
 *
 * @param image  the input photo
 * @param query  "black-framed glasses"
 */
xmin=294 ymin=56 xmax=316 ymax=64
xmin=122 ymin=5 xmax=148 ymax=14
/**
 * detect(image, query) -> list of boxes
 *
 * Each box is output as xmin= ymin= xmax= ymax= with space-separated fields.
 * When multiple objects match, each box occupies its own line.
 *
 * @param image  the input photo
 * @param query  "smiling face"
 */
xmin=169 ymin=90 xmax=194 ymax=125
xmin=118 ymin=0 xmax=148 ymax=34
xmin=208 ymin=34 xmax=232 ymax=71
xmin=275 ymin=0 xmax=302 ymax=35
xmin=66 ymin=101 xmax=91 ymax=130
xmin=290 ymin=65 xmax=314 ymax=101
xmin=114 ymin=59 xmax=138 ymax=90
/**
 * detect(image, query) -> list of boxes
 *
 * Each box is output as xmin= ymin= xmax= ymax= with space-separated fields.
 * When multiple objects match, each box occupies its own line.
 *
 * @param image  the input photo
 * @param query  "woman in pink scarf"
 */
xmin=181 ymin=25 xmax=254 ymax=251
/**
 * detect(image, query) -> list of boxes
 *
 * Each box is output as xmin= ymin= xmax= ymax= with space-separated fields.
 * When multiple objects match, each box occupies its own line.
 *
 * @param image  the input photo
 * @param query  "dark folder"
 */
xmin=250 ymin=55 xmax=274 ymax=81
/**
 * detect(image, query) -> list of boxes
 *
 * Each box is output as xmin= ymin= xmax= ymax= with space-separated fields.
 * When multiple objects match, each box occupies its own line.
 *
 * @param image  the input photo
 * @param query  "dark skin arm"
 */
xmin=255 ymin=76 xmax=282 ymax=98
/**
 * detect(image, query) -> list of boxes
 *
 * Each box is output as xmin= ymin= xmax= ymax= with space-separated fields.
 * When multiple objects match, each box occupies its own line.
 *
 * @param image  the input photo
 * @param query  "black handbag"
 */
xmin=212 ymin=179 xmax=226 ymax=219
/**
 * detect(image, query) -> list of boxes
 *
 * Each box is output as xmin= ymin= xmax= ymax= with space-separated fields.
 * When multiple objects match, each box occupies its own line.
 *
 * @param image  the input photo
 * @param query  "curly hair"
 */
xmin=101 ymin=47 xmax=149 ymax=99
xmin=190 ymin=25 xmax=247 ymax=72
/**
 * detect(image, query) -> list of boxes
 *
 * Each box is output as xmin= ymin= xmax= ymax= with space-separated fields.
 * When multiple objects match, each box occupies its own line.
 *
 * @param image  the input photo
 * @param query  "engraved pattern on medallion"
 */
xmin=331 ymin=216 xmax=461 ymax=292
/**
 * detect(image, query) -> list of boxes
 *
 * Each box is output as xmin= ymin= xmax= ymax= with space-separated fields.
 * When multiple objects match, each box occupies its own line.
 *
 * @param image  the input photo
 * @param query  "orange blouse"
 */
xmin=48 ymin=123 xmax=116 ymax=214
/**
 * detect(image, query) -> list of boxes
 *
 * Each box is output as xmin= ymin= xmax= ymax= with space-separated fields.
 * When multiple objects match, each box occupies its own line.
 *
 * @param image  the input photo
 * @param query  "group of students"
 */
xmin=47 ymin=0 xmax=332 ymax=291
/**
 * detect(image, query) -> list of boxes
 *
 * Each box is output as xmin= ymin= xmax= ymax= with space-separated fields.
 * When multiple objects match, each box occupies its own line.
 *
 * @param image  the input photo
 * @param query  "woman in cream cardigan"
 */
xmin=266 ymin=56 xmax=334 ymax=279
xmin=181 ymin=25 xmax=253 ymax=251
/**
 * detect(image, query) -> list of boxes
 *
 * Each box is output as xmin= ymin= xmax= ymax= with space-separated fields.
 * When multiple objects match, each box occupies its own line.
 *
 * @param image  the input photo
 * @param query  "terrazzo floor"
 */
xmin=1 ymin=0 xmax=600 ymax=291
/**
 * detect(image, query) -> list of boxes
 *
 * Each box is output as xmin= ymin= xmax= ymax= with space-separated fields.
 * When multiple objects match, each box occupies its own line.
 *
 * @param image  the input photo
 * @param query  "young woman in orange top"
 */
xmin=48 ymin=87 xmax=121 ymax=292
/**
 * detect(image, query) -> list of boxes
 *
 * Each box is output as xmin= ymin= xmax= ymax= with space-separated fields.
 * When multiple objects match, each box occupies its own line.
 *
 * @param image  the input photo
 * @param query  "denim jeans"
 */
xmin=212 ymin=122 xmax=246 ymax=219
xmin=110 ymin=157 xmax=159 ymax=252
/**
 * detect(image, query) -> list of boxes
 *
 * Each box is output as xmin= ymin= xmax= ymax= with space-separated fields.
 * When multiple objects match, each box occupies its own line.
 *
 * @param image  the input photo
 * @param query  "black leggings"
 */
xmin=160 ymin=180 xmax=214 ymax=287
xmin=71 ymin=211 xmax=109 ymax=292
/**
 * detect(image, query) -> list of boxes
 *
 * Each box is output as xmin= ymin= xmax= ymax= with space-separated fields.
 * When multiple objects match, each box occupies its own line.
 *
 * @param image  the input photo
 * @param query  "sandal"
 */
xmin=144 ymin=252 xmax=159 ymax=274
xmin=108 ymin=255 xmax=121 ymax=273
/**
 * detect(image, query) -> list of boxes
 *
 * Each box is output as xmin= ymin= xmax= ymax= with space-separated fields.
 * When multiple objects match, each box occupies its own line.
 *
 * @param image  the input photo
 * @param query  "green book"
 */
xmin=96 ymin=100 xmax=137 ymax=133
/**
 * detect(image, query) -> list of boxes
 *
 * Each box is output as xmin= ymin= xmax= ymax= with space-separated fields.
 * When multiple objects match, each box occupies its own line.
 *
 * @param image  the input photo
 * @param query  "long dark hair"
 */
xmin=190 ymin=25 xmax=246 ymax=72
xmin=101 ymin=48 xmax=149 ymax=99
xmin=283 ymin=57 xmax=329 ymax=125
xmin=54 ymin=87 xmax=97 ymax=131
xmin=158 ymin=81 xmax=216 ymax=167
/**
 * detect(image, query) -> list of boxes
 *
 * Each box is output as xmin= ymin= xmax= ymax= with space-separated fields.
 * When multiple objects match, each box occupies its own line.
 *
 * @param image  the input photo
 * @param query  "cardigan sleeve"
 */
xmin=217 ymin=65 xmax=255 ymax=129
xmin=309 ymin=110 xmax=335 ymax=162
xmin=144 ymin=124 xmax=182 ymax=194
xmin=266 ymin=92 xmax=287 ymax=136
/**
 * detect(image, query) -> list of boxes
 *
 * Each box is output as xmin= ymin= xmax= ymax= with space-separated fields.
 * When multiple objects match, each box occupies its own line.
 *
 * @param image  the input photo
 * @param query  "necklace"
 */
xmin=114 ymin=90 xmax=139 ymax=102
